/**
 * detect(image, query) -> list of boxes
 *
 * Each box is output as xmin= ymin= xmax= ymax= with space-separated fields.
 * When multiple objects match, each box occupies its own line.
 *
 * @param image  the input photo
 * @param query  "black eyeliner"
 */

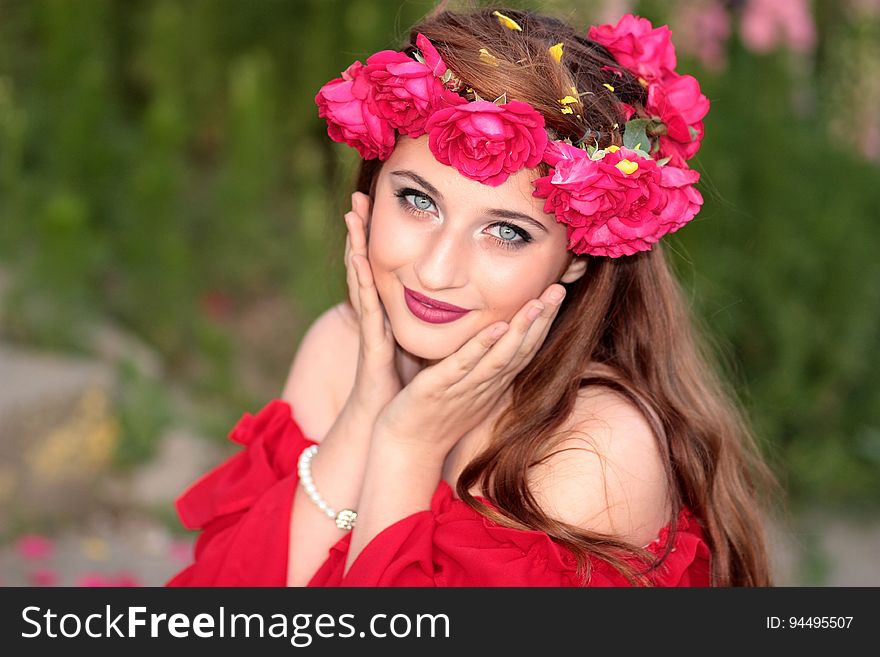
xmin=393 ymin=186 xmax=532 ymax=250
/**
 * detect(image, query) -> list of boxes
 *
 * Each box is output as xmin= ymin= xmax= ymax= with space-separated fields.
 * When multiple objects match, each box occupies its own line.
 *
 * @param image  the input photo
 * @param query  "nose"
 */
xmin=412 ymin=227 xmax=469 ymax=292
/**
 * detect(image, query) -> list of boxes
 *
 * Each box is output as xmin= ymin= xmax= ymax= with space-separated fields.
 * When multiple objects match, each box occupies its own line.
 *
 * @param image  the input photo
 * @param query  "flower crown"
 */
xmin=315 ymin=13 xmax=709 ymax=258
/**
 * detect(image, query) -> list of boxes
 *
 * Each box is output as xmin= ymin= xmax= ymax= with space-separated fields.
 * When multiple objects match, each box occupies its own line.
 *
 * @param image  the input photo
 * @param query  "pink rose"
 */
xmin=541 ymin=140 xmax=586 ymax=167
xmin=656 ymin=164 xmax=703 ymax=233
xmin=416 ymin=33 xmax=447 ymax=77
xmin=646 ymin=73 xmax=710 ymax=166
xmin=533 ymin=146 xmax=702 ymax=257
xmin=28 ymin=569 xmax=58 ymax=586
xmin=364 ymin=49 xmax=464 ymax=137
xmin=315 ymin=60 xmax=396 ymax=160
xmin=588 ymin=14 xmax=678 ymax=83
xmin=426 ymin=100 xmax=548 ymax=186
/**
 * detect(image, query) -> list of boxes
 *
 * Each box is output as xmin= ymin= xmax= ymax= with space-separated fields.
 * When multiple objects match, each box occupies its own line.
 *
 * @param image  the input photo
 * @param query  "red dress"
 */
xmin=167 ymin=399 xmax=711 ymax=587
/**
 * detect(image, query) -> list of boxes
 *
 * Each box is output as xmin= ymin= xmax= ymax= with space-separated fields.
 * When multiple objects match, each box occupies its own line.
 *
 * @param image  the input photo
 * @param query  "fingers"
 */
xmin=344 ymin=214 xmax=361 ymax=315
xmin=352 ymin=191 xmax=371 ymax=229
xmin=444 ymin=284 xmax=566 ymax=388
xmin=422 ymin=320 xmax=510 ymax=388
xmin=344 ymin=192 xmax=371 ymax=315
xmin=517 ymin=284 xmax=566 ymax=360
xmin=352 ymin=253 xmax=388 ymax=352
xmin=348 ymin=192 xmax=371 ymax=254
xmin=503 ymin=285 xmax=566 ymax=371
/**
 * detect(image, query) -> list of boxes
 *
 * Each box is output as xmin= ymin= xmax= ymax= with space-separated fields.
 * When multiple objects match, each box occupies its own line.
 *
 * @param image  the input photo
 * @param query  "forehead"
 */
xmin=380 ymin=135 xmax=551 ymax=216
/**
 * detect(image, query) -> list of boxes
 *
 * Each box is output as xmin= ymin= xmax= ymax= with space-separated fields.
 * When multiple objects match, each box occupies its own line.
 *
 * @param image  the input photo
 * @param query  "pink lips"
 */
xmin=404 ymin=287 xmax=471 ymax=324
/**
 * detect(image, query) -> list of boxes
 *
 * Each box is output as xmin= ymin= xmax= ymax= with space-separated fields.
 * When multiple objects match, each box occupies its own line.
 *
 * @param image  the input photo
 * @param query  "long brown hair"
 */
xmin=354 ymin=6 xmax=778 ymax=586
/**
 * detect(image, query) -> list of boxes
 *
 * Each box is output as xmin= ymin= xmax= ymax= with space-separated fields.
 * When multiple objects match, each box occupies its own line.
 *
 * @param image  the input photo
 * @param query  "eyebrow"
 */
xmin=389 ymin=169 xmax=549 ymax=233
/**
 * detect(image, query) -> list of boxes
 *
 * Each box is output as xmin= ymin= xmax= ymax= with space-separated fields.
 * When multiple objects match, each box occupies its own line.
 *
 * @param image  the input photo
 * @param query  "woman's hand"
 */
xmin=342 ymin=191 xmax=402 ymax=419
xmin=372 ymin=284 xmax=567 ymax=463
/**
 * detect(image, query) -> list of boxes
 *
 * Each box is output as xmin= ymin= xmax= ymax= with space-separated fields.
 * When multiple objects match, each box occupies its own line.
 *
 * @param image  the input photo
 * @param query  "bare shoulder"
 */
xmin=526 ymin=385 xmax=672 ymax=547
xmin=280 ymin=301 xmax=359 ymax=442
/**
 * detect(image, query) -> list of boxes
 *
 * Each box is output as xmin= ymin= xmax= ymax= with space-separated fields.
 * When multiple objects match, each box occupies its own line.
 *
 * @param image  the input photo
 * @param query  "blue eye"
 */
xmin=493 ymin=224 xmax=520 ymax=242
xmin=395 ymin=188 xmax=437 ymax=214
xmin=487 ymin=221 xmax=531 ymax=250
xmin=394 ymin=187 xmax=532 ymax=251
xmin=410 ymin=194 xmax=434 ymax=211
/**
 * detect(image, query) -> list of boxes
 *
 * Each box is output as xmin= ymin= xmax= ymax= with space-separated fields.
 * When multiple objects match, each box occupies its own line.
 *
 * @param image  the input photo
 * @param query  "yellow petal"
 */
xmin=559 ymin=95 xmax=578 ymax=105
xmin=561 ymin=107 xmax=573 ymax=114
xmin=479 ymin=48 xmax=498 ymax=66
xmin=605 ymin=145 xmax=620 ymax=152
xmin=548 ymin=42 xmax=564 ymax=63
xmin=493 ymin=10 xmax=523 ymax=32
xmin=602 ymin=83 xmax=615 ymax=93
xmin=615 ymin=159 xmax=639 ymax=175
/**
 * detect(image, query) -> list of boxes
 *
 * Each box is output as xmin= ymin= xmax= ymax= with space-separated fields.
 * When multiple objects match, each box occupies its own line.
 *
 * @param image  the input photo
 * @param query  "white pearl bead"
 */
xmin=297 ymin=444 xmax=355 ymax=530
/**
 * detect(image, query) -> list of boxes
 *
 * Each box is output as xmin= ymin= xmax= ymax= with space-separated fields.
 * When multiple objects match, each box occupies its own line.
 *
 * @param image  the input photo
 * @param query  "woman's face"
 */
xmin=367 ymin=135 xmax=586 ymax=361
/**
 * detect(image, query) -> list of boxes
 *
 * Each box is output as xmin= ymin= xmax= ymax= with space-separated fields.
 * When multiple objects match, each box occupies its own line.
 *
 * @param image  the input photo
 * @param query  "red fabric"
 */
xmin=167 ymin=399 xmax=711 ymax=587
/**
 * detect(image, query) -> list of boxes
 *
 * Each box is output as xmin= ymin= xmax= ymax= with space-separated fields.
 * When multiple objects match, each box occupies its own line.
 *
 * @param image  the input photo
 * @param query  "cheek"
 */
xmin=367 ymin=201 xmax=422 ymax=270
xmin=366 ymin=207 xmax=409 ymax=309
xmin=478 ymin=258 xmax=560 ymax=317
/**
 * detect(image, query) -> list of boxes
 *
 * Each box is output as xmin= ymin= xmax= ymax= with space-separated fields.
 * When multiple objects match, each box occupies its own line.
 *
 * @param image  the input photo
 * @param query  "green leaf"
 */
xmin=623 ymin=118 xmax=651 ymax=152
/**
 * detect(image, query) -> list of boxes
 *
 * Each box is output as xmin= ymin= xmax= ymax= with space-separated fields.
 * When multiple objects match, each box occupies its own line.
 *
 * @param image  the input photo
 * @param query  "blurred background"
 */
xmin=1 ymin=0 xmax=878 ymax=586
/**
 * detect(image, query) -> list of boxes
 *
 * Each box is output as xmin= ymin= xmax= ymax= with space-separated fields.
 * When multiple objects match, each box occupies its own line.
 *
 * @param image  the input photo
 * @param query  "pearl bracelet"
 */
xmin=296 ymin=445 xmax=358 ymax=530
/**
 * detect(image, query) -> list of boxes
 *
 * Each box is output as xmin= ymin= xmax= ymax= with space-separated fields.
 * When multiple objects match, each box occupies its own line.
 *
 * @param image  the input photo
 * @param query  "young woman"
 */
xmin=168 ymin=7 xmax=776 ymax=587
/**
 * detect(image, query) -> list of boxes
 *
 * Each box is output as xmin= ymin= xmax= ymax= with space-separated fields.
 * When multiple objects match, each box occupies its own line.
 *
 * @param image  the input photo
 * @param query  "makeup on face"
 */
xmin=403 ymin=286 xmax=471 ymax=324
xmin=364 ymin=136 xmax=576 ymax=361
xmin=389 ymin=169 xmax=546 ymax=253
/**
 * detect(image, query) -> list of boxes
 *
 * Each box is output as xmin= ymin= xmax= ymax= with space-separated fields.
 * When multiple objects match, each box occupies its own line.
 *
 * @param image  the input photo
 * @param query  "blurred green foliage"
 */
xmin=0 ymin=0 xmax=877 ymax=508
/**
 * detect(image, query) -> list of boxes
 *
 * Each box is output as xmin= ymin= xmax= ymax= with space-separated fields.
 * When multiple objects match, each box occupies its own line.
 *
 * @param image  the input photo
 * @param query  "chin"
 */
xmin=389 ymin=321 xmax=465 ymax=362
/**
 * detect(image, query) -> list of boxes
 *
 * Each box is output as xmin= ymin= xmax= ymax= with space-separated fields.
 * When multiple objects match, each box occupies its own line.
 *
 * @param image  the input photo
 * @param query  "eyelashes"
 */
xmin=393 ymin=187 xmax=534 ymax=251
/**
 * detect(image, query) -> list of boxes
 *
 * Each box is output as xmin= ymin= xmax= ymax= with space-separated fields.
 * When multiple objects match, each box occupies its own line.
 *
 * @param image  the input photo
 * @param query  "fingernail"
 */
xmin=491 ymin=324 xmax=508 ymax=339
xmin=527 ymin=304 xmax=544 ymax=321
xmin=549 ymin=288 xmax=566 ymax=304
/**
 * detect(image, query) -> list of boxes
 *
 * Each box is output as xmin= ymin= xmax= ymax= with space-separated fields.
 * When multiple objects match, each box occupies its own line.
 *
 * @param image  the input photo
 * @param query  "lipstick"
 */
xmin=404 ymin=287 xmax=471 ymax=324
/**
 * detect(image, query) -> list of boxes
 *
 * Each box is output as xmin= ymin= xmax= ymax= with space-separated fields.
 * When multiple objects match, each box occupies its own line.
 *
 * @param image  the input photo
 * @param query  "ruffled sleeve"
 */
xmin=308 ymin=480 xmax=711 ymax=587
xmin=166 ymin=399 xmax=315 ymax=586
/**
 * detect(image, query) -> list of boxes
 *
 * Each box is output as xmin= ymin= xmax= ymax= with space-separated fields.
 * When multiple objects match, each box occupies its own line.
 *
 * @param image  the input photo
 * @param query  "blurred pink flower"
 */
xmin=16 ymin=534 xmax=54 ymax=560
xmin=169 ymin=539 xmax=193 ymax=563
xmin=29 ymin=569 xmax=58 ymax=586
xmin=674 ymin=1 xmax=732 ymax=72
xmin=77 ymin=573 xmax=110 ymax=587
xmin=741 ymin=0 xmax=816 ymax=54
